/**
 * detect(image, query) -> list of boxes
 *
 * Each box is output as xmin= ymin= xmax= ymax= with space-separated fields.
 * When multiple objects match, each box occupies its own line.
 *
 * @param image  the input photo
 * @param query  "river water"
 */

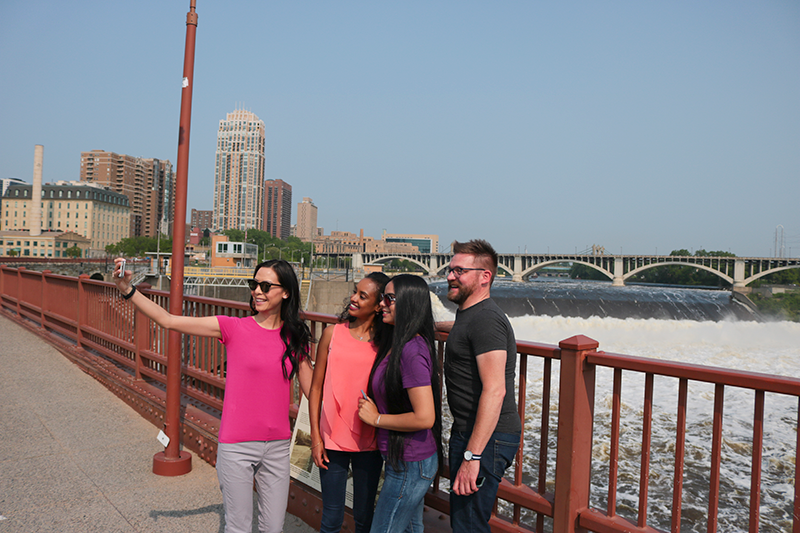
xmin=428 ymin=279 xmax=799 ymax=532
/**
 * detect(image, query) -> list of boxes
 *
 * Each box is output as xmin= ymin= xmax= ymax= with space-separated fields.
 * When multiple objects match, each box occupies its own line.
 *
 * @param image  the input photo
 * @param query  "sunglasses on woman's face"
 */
xmin=381 ymin=293 xmax=396 ymax=306
xmin=247 ymin=279 xmax=282 ymax=292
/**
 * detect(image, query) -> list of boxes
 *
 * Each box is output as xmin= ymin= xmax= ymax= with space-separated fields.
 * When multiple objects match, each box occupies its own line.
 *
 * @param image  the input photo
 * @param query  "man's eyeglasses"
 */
xmin=247 ymin=279 xmax=282 ymax=292
xmin=381 ymin=293 xmax=396 ymax=306
xmin=445 ymin=266 xmax=486 ymax=277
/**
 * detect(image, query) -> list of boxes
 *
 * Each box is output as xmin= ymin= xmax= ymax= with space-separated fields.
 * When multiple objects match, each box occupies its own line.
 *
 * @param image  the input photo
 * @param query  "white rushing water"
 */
xmin=431 ymin=297 xmax=800 ymax=532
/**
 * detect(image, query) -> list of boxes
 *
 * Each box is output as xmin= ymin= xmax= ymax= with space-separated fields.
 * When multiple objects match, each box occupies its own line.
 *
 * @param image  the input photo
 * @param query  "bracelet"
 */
xmin=375 ymin=415 xmax=381 ymax=427
xmin=311 ymin=442 xmax=322 ymax=449
xmin=122 ymin=285 xmax=137 ymax=300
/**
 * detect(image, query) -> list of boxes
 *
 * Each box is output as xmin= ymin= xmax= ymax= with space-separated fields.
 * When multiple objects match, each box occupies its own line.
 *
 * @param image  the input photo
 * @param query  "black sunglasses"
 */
xmin=381 ymin=293 xmax=396 ymax=305
xmin=247 ymin=279 xmax=282 ymax=292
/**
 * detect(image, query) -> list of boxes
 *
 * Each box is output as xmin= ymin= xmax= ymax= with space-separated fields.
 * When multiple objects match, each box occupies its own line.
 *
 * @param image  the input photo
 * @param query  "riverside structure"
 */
xmin=1 ymin=264 xmax=798 ymax=533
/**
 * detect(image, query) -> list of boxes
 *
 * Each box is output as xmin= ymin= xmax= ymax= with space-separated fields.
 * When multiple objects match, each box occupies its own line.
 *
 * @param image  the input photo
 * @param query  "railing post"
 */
xmin=41 ymin=270 xmax=51 ymax=329
xmin=16 ymin=267 xmax=24 ymax=317
xmin=553 ymin=335 xmax=600 ymax=533
xmin=77 ymin=274 xmax=90 ymax=348
xmin=134 ymin=283 xmax=152 ymax=381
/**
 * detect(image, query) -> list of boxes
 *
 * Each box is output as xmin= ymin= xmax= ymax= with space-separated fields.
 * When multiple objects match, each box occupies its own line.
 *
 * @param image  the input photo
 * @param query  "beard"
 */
xmin=447 ymin=281 xmax=473 ymax=306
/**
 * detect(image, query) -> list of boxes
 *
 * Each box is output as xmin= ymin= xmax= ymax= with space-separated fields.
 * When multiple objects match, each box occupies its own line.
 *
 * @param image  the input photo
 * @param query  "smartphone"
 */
xmin=361 ymin=389 xmax=368 ymax=400
xmin=118 ymin=259 xmax=126 ymax=278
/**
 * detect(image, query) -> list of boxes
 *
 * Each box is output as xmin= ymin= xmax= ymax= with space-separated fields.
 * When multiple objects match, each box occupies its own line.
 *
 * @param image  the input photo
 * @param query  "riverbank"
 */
xmin=747 ymin=290 xmax=800 ymax=322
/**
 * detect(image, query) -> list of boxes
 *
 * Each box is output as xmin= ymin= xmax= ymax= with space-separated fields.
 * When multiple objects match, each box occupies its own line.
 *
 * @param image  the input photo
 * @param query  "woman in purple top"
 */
xmin=358 ymin=274 xmax=442 ymax=533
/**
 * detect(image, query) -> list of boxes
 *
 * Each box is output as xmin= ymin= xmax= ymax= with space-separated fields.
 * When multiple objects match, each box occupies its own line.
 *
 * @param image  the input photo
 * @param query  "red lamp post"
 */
xmin=152 ymin=0 xmax=198 ymax=476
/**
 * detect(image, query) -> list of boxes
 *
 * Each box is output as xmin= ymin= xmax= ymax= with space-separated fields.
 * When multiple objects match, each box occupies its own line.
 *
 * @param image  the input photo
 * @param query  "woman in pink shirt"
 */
xmin=307 ymin=272 xmax=390 ymax=533
xmin=113 ymin=258 xmax=312 ymax=533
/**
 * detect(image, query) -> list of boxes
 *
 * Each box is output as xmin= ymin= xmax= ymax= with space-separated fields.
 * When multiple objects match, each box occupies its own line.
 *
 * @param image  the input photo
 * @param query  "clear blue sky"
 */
xmin=1 ymin=1 xmax=798 ymax=256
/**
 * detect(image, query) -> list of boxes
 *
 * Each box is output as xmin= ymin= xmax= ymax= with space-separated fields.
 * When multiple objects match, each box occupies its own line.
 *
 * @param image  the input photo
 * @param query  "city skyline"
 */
xmin=1 ymin=2 xmax=798 ymax=256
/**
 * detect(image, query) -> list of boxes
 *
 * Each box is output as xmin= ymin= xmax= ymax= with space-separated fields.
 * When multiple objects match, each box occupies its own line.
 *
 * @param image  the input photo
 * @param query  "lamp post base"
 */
xmin=152 ymin=451 xmax=193 ymax=476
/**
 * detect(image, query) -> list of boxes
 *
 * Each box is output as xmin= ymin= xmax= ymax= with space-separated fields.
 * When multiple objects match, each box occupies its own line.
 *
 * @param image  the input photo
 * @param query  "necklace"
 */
xmin=351 ymin=325 xmax=369 ymax=342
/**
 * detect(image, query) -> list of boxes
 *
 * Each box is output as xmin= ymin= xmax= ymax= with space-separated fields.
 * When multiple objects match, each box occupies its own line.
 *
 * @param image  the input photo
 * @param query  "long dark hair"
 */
xmin=336 ymin=272 xmax=391 ymax=349
xmin=367 ymin=274 xmax=442 ymax=471
xmin=249 ymin=259 xmax=311 ymax=380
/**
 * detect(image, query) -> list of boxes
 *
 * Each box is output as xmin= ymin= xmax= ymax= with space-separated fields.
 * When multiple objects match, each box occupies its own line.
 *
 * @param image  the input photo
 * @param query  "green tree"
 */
xmin=64 ymin=245 xmax=82 ymax=258
xmin=749 ymin=292 xmax=800 ymax=322
xmin=105 ymin=235 xmax=172 ymax=258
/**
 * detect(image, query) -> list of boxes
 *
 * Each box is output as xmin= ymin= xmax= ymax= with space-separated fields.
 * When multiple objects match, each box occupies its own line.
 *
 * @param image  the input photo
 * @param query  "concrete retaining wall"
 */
xmin=306 ymin=280 xmax=352 ymax=315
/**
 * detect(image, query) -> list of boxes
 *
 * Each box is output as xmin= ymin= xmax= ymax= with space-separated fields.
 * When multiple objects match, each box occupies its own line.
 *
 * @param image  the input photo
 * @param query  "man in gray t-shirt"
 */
xmin=442 ymin=239 xmax=521 ymax=533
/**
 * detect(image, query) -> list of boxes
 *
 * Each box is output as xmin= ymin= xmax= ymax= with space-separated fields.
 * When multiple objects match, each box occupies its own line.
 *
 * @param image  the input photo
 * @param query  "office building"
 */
xmin=1 ymin=178 xmax=26 ymax=197
xmin=213 ymin=108 xmax=266 ymax=232
xmin=263 ymin=179 xmax=292 ymax=241
xmin=1 ymin=181 xmax=130 ymax=256
xmin=296 ymin=197 xmax=318 ymax=242
xmin=79 ymin=150 xmax=174 ymax=238
xmin=381 ymin=232 xmax=439 ymax=253
xmin=191 ymin=209 xmax=213 ymax=231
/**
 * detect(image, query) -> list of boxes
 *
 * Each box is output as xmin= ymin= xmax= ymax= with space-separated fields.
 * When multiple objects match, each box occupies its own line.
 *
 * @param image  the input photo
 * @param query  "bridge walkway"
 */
xmin=0 ymin=315 xmax=316 ymax=533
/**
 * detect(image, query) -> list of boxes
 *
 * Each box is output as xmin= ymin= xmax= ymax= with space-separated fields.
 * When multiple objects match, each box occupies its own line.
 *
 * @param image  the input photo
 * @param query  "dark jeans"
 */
xmin=319 ymin=449 xmax=383 ymax=533
xmin=448 ymin=430 xmax=520 ymax=533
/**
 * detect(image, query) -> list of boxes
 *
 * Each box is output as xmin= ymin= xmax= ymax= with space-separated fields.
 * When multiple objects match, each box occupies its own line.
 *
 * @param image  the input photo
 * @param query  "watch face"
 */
xmin=464 ymin=450 xmax=473 ymax=461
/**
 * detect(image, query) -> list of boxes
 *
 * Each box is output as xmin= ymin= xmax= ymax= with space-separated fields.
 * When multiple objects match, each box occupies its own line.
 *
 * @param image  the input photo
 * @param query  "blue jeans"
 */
xmin=319 ymin=449 xmax=383 ymax=533
xmin=370 ymin=453 xmax=438 ymax=533
xmin=448 ymin=430 xmax=520 ymax=533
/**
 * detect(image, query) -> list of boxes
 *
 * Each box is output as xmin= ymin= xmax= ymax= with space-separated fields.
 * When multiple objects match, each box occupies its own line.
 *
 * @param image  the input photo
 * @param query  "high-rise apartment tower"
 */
xmin=213 ymin=109 xmax=266 ymax=232
xmin=80 ymin=150 xmax=174 ymax=238
xmin=296 ymin=197 xmax=318 ymax=242
xmin=263 ymin=179 xmax=292 ymax=241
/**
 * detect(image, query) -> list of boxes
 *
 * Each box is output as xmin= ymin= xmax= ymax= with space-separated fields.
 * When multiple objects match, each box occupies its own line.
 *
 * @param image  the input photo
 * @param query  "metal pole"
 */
xmin=153 ymin=0 xmax=197 ymax=476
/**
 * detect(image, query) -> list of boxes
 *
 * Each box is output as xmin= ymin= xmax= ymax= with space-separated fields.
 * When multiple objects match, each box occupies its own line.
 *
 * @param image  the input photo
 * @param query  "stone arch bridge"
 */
xmin=336 ymin=252 xmax=800 ymax=290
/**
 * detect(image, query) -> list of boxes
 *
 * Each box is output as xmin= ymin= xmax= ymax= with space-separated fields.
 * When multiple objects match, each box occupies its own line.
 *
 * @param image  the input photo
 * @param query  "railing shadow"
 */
xmin=149 ymin=504 xmax=224 ymax=533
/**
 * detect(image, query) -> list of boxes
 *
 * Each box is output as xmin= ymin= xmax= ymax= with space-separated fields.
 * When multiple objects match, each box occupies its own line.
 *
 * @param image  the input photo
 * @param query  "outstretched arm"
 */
xmin=113 ymin=258 xmax=221 ymax=339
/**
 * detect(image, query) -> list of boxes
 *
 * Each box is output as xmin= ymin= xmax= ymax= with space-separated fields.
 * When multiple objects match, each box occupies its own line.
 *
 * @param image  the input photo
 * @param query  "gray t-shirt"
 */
xmin=444 ymin=298 xmax=521 ymax=434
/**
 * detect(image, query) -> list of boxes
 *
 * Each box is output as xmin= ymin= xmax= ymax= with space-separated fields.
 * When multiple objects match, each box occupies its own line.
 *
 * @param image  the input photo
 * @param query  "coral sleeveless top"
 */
xmin=320 ymin=322 xmax=378 ymax=451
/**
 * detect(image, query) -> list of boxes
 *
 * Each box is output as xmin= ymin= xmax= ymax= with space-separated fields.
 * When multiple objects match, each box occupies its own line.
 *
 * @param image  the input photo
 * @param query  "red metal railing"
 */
xmin=1 ymin=265 xmax=798 ymax=533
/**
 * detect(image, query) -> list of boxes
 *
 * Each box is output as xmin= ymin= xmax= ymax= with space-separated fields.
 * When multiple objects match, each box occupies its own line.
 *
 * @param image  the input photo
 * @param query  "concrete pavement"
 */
xmin=0 ymin=314 xmax=316 ymax=533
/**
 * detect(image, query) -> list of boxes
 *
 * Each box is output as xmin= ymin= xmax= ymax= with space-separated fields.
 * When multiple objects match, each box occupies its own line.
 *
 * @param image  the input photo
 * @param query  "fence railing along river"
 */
xmin=1 ymin=265 xmax=798 ymax=533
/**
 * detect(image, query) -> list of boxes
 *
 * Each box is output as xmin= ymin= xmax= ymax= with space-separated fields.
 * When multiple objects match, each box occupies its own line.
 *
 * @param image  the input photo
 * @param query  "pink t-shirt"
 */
xmin=217 ymin=315 xmax=294 ymax=444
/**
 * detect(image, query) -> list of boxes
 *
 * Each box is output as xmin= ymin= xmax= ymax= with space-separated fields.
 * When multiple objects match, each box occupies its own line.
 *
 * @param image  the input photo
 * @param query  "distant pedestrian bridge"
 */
xmin=339 ymin=252 xmax=800 ymax=289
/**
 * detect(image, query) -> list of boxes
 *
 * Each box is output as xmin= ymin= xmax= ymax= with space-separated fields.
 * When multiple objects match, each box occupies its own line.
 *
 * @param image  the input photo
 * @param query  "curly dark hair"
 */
xmin=335 ymin=272 xmax=391 ymax=348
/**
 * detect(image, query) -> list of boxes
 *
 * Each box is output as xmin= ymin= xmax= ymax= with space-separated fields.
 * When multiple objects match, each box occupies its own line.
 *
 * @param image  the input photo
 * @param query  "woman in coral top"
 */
xmin=308 ymin=272 xmax=390 ymax=533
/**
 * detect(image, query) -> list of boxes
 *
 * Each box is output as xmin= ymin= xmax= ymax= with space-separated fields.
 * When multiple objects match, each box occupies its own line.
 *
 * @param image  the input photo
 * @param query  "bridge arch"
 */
xmin=742 ymin=265 xmax=800 ymax=286
xmin=365 ymin=255 xmax=432 ymax=275
xmin=520 ymin=260 xmax=613 ymax=282
xmin=622 ymin=261 xmax=734 ymax=286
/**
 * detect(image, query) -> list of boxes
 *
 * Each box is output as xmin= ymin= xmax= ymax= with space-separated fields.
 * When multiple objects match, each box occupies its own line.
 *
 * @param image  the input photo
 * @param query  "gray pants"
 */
xmin=216 ymin=440 xmax=291 ymax=533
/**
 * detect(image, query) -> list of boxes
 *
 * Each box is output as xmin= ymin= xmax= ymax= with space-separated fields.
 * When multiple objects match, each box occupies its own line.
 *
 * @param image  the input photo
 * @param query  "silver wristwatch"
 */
xmin=464 ymin=450 xmax=482 ymax=461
